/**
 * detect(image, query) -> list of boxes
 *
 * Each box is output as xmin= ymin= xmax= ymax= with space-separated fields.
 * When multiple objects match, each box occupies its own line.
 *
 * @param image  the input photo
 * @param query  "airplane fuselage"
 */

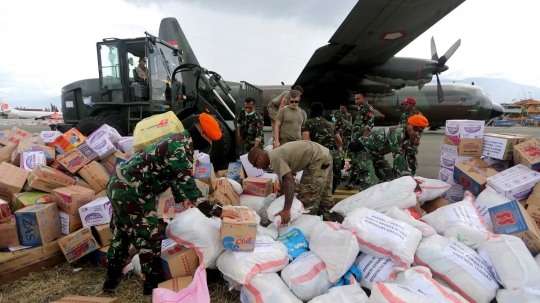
xmin=6 ymin=109 xmax=56 ymax=119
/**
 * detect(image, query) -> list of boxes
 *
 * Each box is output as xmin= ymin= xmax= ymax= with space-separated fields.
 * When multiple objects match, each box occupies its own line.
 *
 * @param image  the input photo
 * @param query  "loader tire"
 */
xmin=76 ymin=116 xmax=126 ymax=137
xmin=181 ymin=115 xmax=232 ymax=166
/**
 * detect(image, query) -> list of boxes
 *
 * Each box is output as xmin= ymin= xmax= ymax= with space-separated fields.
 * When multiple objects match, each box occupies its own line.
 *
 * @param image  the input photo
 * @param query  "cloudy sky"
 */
xmin=1 ymin=0 xmax=539 ymax=107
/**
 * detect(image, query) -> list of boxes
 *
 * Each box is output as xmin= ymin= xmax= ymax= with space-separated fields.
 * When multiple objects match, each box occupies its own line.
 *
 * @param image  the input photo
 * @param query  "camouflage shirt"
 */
xmin=352 ymin=102 xmax=375 ymax=139
xmin=358 ymin=125 xmax=412 ymax=177
xmin=301 ymin=117 xmax=338 ymax=149
xmin=331 ymin=111 xmax=352 ymax=132
xmin=237 ymin=110 xmax=265 ymax=145
xmin=399 ymin=108 xmax=423 ymax=125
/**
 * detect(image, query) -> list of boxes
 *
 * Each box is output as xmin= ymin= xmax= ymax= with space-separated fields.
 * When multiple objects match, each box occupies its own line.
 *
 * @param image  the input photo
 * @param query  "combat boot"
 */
xmin=102 ymin=266 xmax=123 ymax=293
xmin=143 ymin=271 xmax=165 ymax=295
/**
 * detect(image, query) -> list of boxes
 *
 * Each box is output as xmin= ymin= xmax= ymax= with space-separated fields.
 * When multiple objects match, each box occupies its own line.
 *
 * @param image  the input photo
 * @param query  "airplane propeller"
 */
xmin=430 ymin=37 xmax=461 ymax=103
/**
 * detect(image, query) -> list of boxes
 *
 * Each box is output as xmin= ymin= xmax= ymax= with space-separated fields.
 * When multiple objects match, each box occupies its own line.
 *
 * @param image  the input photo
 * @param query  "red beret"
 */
xmin=199 ymin=113 xmax=222 ymax=141
xmin=401 ymin=97 xmax=416 ymax=105
xmin=408 ymin=115 xmax=429 ymax=128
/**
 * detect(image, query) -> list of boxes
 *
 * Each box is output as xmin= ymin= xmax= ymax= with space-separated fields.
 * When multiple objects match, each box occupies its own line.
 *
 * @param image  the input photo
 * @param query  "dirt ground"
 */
xmin=0 ymin=259 xmax=239 ymax=303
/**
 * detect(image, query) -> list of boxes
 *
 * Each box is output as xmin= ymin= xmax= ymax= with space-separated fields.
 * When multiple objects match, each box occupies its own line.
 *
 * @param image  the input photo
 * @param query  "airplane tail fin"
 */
xmin=0 ymin=102 xmax=10 ymax=113
xmin=159 ymin=18 xmax=199 ymax=65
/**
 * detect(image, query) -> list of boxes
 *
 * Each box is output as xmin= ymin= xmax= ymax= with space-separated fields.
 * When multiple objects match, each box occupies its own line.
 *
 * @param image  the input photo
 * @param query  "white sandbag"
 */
xmin=295 ymin=170 xmax=304 ymax=185
xmin=123 ymin=254 xmax=142 ymax=277
xmin=240 ymin=193 xmax=276 ymax=225
xmin=310 ymin=221 xmax=359 ymax=283
xmin=536 ymin=253 xmax=540 ymax=268
xmin=166 ymin=208 xmax=223 ymax=269
xmin=415 ymin=176 xmax=453 ymax=203
xmin=281 ymin=251 xmax=332 ymax=301
xmin=240 ymin=273 xmax=302 ymax=303
xmin=227 ymin=178 xmax=243 ymax=195
xmin=278 ymin=214 xmax=322 ymax=241
xmin=474 ymin=187 xmax=510 ymax=232
xmin=257 ymin=224 xmax=278 ymax=239
xmin=266 ymin=195 xmax=307 ymax=228
xmin=384 ymin=206 xmax=436 ymax=237
xmin=308 ymin=283 xmax=369 ymax=303
xmin=414 ymin=234 xmax=498 ymax=303
xmin=496 ymin=289 xmax=540 ymax=303
xmin=422 ymin=192 xmax=490 ymax=249
xmin=388 ymin=266 xmax=468 ymax=303
xmin=217 ymin=235 xmax=289 ymax=284
xmin=342 ymin=207 xmax=422 ymax=266
xmin=369 ymin=282 xmax=439 ymax=303
xmin=354 ymin=254 xmax=402 ymax=290
xmin=330 ymin=176 xmax=418 ymax=217
xmin=477 ymin=234 xmax=540 ymax=292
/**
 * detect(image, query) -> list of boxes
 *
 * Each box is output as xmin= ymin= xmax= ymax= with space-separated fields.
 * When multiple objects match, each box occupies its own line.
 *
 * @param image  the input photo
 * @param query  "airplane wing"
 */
xmin=294 ymin=0 xmax=465 ymax=89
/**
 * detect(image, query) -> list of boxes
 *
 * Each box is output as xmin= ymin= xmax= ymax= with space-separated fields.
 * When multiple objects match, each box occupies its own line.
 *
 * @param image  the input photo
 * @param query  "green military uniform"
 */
xmin=301 ymin=117 xmax=342 ymax=194
xmin=349 ymin=126 xmax=412 ymax=190
xmin=399 ymin=109 xmax=423 ymax=175
xmin=348 ymin=102 xmax=375 ymax=186
xmin=237 ymin=109 xmax=265 ymax=154
xmin=331 ymin=110 xmax=353 ymax=155
xmin=106 ymin=131 xmax=220 ymax=277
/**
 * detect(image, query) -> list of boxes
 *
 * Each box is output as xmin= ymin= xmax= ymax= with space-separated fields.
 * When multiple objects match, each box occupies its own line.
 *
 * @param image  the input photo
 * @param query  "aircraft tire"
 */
xmin=181 ymin=114 xmax=232 ymax=167
xmin=76 ymin=116 xmax=127 ymax=137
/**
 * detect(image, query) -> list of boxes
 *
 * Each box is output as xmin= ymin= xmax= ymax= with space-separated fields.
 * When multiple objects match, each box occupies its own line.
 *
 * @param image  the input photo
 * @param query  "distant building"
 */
xmin=503 ymin=99 xmax=540 ymax=122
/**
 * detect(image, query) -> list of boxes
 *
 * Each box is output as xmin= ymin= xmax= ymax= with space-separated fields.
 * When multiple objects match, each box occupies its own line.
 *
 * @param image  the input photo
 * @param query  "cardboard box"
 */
xmin=10 ymin=191 xmax=53 ymax=212
xmin=101 ymin=150 xmax=129 ymax=175
xmin=421 ymin=197 xmax=451 ymax=214
xmin=489 ymin=200 xmax=540 ymax=255
xmin=0 ymin=130 xmax=11 ymax=146
xmin=482 ymin=133 xmax=522 ymax=160
xmin=194 ymin=163 xmax=216 ymax=193
xmin=160 ymin=244 xmax=199 ymax=280
xmin=196 ymin=179 xmax=209 ymax=199
xmin=86 ymin=124 xmax=122 ymax=145
xmin=131 ymin=111 xmax=185 ymax=153
xmin=158 ymin=276 xmax=194 ymax=292
xmin=217 ymin=170 xmax=227 ymax=178
xmin=486 ymin=164 xmax=540 ymax=201
xmin=77 ymin=141 xmax=100 ymax=162
xmin=59 ymin=210 xmax=82 ymax=235
xmin=15 ymin=203 xmax=62 ymax=247
xmin=0 ymin=144 xmax=17 ymax=163
xmin=215 ymin=178 xmax=240 ymax=206
xmin=513 ymin=137 xmax=540 ymax=171
xmin=90 ymin=246 xmax=109 ymax=268
xmin=445 ymin=120 xmax=485 ymax=140
xmin=58 ymin=227 xmax=100 ymax=263
xmin=20 ymin=151 xmax=46 ymax=172
xmin=117 ymin=137 xmax=134 ymax=154
xmin=11 ymin=142 xmax=55 ymax=165
xmin=0 ymin=220 xmax=21 ymax=248
xmin=439 ymin=144 xmax=473 ymax=170
xmin=0 ymin=200 xmax=10 ymax=222
xmin=438 ymin=166 xmax=456 ymax=185
xmin=51 ymin=296 xmax=118 ymax=303
xmin=220 ymin=206 xmax=258 ymax=251
xmin=453 ymin=158 xmax=498 ymax=196
xmin=39 ymin=131 xmax=62 ymax=145
xmin=79 ymin=197 xmax=113 ymax=228
xmin=441 ymin=183 xmax=466 ymax=203
xmin=261 ymin=173 xmax=280 ymax=193
xmin=242 ymin=177 xmax=273 ymax=197
xmin=53 ymin=185 xmax=96 ymax=214
xmin=49 ymin=128 xmax=86 ymax=152
xmin=443 ymin=137 xmax=484 ymax=157
xmin=92 ymin=224 xmax=112 ymax=246
xmin=89 ymin=137 xmax=117 ymax=161
xmin=527 ymin=182 xmax=540 ymax=207
xmin=57 ymin=148 xmax=90 ymax=174
xmin=480 ymin=156 xmax=511 ymax=172
xmin=157 ymin=188 xmax=184 ymax=219
xmin=226 ymin=162 xmax=246 ymax=181
xmin=79 ymin=161 xmax=111 ymax=192
xmin=0 ymin=162 xmax=30 ymax=201
xmin=96 ymin=190 xmax=108 ymax=199
xmin=49 ymin=159 xmax=70 ymax=174
xmin=27 ymin=164 xmax=76 ymax=193
xmin=5 ymin=127 xmax=32 ymax=145
xmin=74 ymin=176 xmax=93 ymax=190
xmin=527 ymin=203 xmax=540 ymax=222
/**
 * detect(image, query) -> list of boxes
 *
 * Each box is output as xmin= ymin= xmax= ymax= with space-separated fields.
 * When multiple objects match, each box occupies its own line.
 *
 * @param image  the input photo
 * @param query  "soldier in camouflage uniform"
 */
xmin=248 ymin=141 xmax=340 ymax=222
xmin=346 ymin=92 xmax=375 ymax=189
xmin=302 ymin=103 xmax=343 ymax=194
xmin=399 ymin=98 xmax=423 ymax=175
xmin=237 ymin=97 xmax=264 ymax=154
xmin=348 ymin=115 xmax=429 ymax=190
xmin=103 ymin=113 xmax=238 ymax=295
xmin=330 ymin=102 xmax=353 ymax=156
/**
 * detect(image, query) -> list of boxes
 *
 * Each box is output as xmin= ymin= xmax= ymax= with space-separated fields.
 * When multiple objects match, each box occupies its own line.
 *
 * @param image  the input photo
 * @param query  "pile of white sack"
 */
xmin=163 ymin=176 xmax=540 ymax=303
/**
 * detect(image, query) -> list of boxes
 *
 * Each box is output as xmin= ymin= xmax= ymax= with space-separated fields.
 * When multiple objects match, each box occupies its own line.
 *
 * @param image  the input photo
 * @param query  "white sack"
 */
xmin=415 ymin=176 xmax=453 ymax=203
xmin=536 ymin=253 xmax=540 ymax=268
xmin=354 ymin=254 xmax=402 ymax=290
xmin=217 ymin=235 xmax=289 ymax=284
xmin=226 ymin=178 xmax=243 ymax=195
xmin=330 ymin=176 xmax=418 ymax=217
xmin=240 ymin=273 xmax=301 ymax=303
xmin=240 ymin=193 xmax=276 ymax=225
xmin=422 ymin=192 xmax=490 ymax=249
xmin=257 ymin=224 xmax=278 ymax=239
xmin=496 ymin=289 xmax=540 ymax=303
xmin=308 ymin=283 xmax=369 ymax=303
xmin=342 ymin=207 xmax=422 ymax=265
xmin=166 ymin=208 xmax=223 ymax=269
xmin=474 ymin=187 xmax=510 ymax=232
xmin=384 ymin=206 xmax=436 ymax=237
xmin=414 ymin=234 xmax=498 ymax=303
xmin=266 ymin=195 xmax=306 ymax=228
xmin=389 ymin=266 xmax=468 ymax=303
xmin=369 ymin=282 xmax=438 ymax=303
xmin=295 ymin=170 xmax=304 ymax=185
xmin=310 ymin=221 xmax=359 ymax=283
xmin=123 ymin=254 xmax=142 ymax=277
xmin=281 ymin=251 xmax=332 ymax=301
xmin=477 ymin=234 xmax=540 ymax=293
xmin=278 ymin=214 xmax=322 ymax=241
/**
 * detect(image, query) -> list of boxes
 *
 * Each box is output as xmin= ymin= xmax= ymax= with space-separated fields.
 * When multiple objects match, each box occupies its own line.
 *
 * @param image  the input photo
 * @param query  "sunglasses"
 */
xmin=413 ymin=126 xmax=424 ymax=133
xmin=289 ymin=101 xmax=299 ymax=104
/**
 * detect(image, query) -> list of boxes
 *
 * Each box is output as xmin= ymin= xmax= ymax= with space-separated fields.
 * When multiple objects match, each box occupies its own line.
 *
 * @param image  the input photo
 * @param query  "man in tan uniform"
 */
xmin=267 ymin=85 xmax=303 ymax=138
xmin=248 ymin=141 xmax=339 ymax=223
xmin=273 ymin=90 xmax=307 ymax=147
xmin=136 ymin=57 xmax=148 ymax=82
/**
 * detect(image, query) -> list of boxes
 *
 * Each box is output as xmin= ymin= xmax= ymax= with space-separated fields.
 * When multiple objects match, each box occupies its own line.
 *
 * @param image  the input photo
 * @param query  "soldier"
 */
xmin=237 ymin=97 xmax=264 ymax=154
xmin=302 ymin=102 xmax=343 ymax=194
xmin=345 ymin=92 xmax=375 ymax=189
xmin=273 ymin=90 xmax=307 ymax=147
xmin=136 ymin=57 xmax=148 ymax=82
xmin=331 ymin=102 xmax=353 ymax=155
xmin=248 ymin=141 xmax=339 ymax=222
xmin=102 ymin=113 xmax=238 ymax=295
xmin=348 ymin=115 xmax=429 ymax=190
xmin=399 ymin=98 xmax=423 ymax=174
xmin=399 ymin=97 xmax=423 ymax=125
xmin=267 ymin=85 xmax=303 ymax=139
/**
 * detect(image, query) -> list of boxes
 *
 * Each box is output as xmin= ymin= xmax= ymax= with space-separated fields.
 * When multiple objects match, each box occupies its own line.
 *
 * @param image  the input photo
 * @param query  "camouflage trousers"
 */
xmin=106 ymin=175 xmax=162 ymax=277
xmin=297 ymin=154 xmax=340 ymax=222
xmin=351 ymin=151 xmax=395 ymax=191
xmin=404 ymin=144 xmax=419 ymax=175
xmin=329 ymin=149 xmax=342 ymax=194
xmin=242 ymin=140 xmax=259 ymax=154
